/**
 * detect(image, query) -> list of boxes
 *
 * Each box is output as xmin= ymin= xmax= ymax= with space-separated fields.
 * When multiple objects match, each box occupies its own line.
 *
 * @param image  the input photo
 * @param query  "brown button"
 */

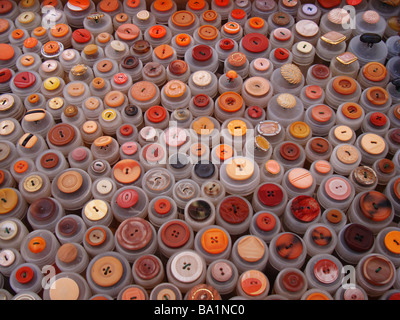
xmin=40 ymin=152 xmax=59 ymax=169
xmin=326 ymin=209 xmax=342 ymax=224
xmin=58 ymin=217 xmax=78 ymax=236
xmin=280 ymin=142 xmax=300 ymax=161
xmin=96 ymin=59 xmax=114 ymax=73
xmin=116 ymin=24 xmax=140 ymax=41
xmin=86 ymin=226 xmax=107 ymax=246
xmin=198 ymin=25 xmax=218 ymax=41
xmin=378 ymin=159 xmax=394 ymax=174
xmin=134 ymin=255 xmax=160 ymax=280
xmin=353 ymin=166 xmax=376 ymax=187
xmin=57 ymin=243 xmax=78 ymax=264
xmin=143 ymin=62 xmax=163 ymax=77
xmin=282 ymin=271 xmax=305 ymax=293
xmin=272 ymin=11 xmax=290 ymax=26
xmin=311 ymin=226 xmax=333 ymax=247
xmin=310 ymin=137 xmax=329 ymax=154
xmin=171 ymin=10 xmax=195 ymax=27
xmin=341 ymin=103 xmax=363 ymax=119
xmin=359 ymin=191 xmax=392 ymax=222
xmin=344 ymin=224 xmax=374 ymax=253
xmin=92 ymin=77 xmax=105 ymax=90
xmin=64 ymin=105 xmax=78 ymax=118
xmin=29 ymin=198 xmax=56 ymax=221
xmin=161 ymin=220 xmax=190 ymax=248
xmin=192 ymin=45 xmax=213 ymax=61
xmin=104 ymin=91 xmax=125 ymax=108
xmin=56 ymin=170 xmax=83 ymax=194
xmin=116 ymin=217 xmax=152 ymax=251
xmin=91 ymin=256 xmax=124 ymax=287
xmin=311 ymin=64 xmax=330 ymax=80
xmin=121 ymin=56 xmax=139 ymax=70
xmin=219 ymin=197 xmax=249 ymax=224
xmin=362 ymin=255 xmax=394 ymax=286
xmin=275 ymin=233 xmax=304 ymax=260
xmin=48 ymin=124 xmax=75 ymax=146
xmin=132 ymin=40 xmax=151 ymax=54
xmin=186 ymin=284 xmax=221 ymax=300
xmin=168 ymin=60 xmax=188 ymax=75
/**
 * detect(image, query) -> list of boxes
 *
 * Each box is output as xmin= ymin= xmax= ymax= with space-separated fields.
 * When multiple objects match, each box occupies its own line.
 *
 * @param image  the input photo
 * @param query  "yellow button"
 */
xmin=17 ymin=12 xmax=35 ymax=24
xmin=44 ymin=77 xmax=60 ymax=91
xmin=226 ymin=157 xmax=254 ymax=181
xmin=192 ymin=117 xmax=214 ymax=135
xmin=83 ymin=44 xmax=98 ymax=56
xmin=227 ymin=120 xmax=247 ymax=137
xmin=101 ymin=109 xmax=117 ymax=122
xmin=289 ymin=121 xmax=310 ymax=139
xmin=84 ymin=199 xmax=108 ymax=221
xmin=0 ymin=188 xmax=18 ymax=215
xmin=20 ymin=0 xmax=35 ymax=8
xmin=23 ymin=174 xmax=43 ymax=193
xmin=254 ymin=135 xmax=270 ymax=151
xmin=94 ymin=136 xmax=112 ymax=147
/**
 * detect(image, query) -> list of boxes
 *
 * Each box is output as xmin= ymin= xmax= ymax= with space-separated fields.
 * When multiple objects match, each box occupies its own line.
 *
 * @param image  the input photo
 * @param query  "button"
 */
xmin=217 ymin=39 xmax=233 ymax=53
xmin=153 ymin=0 xmax=173 ymax=11
xmin=95 ymin=179 xmax=113 ymax=195
xmin=310 ymin=65 xmax=330 ymax=81
xmin=13 ymin=160 xmax=29 ymax=174
xmin=343 ymin=287 xmax=366 ymax=300
xmin=142 ymin=144 xmax=165 ymax=163
xmin=237 ymin=235 xmax=265 ymax=262
xmin=335 ymin=145 xmax=358 ymax=165
xmin=13 ymin=72 xmax=36 ymax=89
xmin=49 ymin=277 xmax=80 ymax=300
xmin=187 ymin=199 xmax=212 ymax=221
xmin=247 ymin=106 xmax=263 ymax=119
xmin=188 ymin=0 xmax=205 ymax=10
xmin=296 ymin=41 xmax=313 ymax=55
xmin=29 ymin=236 xmax=46 ymax=254
xmin=202 ymin=10 xmax=217 ymax=22
xmin=272 ymin=12 xmax=290 ymax=26
xmin=19 ymin=133 xmax=38 ymax=149
xmin=240 ymin=270 xmax=268 ymax=296
xmin=119 ymin=124 xmax=134 ymax=138
xmin=48 ymin=124 xmax=75 ymax=146
xmin=384 ymin=231 xmax=400 ymax=254
xmin=313 ymin=259 xmax=339 ymax=284
xmin=274 ymin=28 xmax=292 ymax=42
xmin=223 ymin=22 xmax=241 ymax=35
xmin=57 ymin=243 xmax=78 ymax=264
xmin=11 ymin=29 xmax=25 ymax=40
xmin=91 ymin=256 xmax=124 ymax=287
xmin=168 ymin=60 xmax=188 ymax=75
xmin=170 ymin=251 xmax=203 ymax=283
xmin=57 ymin=170 xmax=83 ymax=194
xmin=58 ymin=217 xmax=78 ymax=236
xmin=121 ymin=56 xmax=139 ymax=70
xmin=115 ymin=13 xmax=128 ymax=23
xmin=366 ymin=87 xmax=389 ymax=106
xmin=0 ymin=249 xmax=14 ymax=267
xmin=360 ymin=134 xmax=385 ymax=155
xmin=359 ymin=191 xmax=391 ymax=222
xmin=116 ymin=188 xmax=139 ymax=209
xmin=256 ymin=212 xmax=276 ymax=232
xmin=192 ymin=70 xmax=212 ymax=87
xmin=314 ymin=160 xmax=331 ymax=174
xmin=311 ymin=226 xmax=332 ymax=247
xmin=280 ymin=64 xmax=302 ymax=85
xmin=363 ymin=62 xmax=387 ymax=82
xmin=282 ymin=271 xmax=304 ymax=292
xmin=192 ymin=45 xmax=213 ymax=61
xmin=148 ymin=25 xmax=167 ymax=39
xmin=96 ymin=59 xmax=114 ymax=73
xmin=154 ymin=198 xmax=171 ymax=215
xmin=265 ymin=160 xmax=281 ymax=176
xmin=169 ymin=153 xmax=189 ymax=169
xmin=362 ymin=255 xmax=394 ymax=286
xmin=86 ymin=226 xmax=107 ymax=246
xmin=135 ymin=255 xmax=160 ymax=280
xmin=29 ymin=198 xmax=56 ymax=222
xmin=96 ymin=32 xmax=111 ymax=44
xmin=190 ymin=143 xmax=207 ymax=157
xmin=214 ymin=144 xmax=233 ymax=161
xmin=218 ymin=92 xmax=243 ymax=112
xmin=248 ymin=17 xmax=265 ymax=29
xmin=336 ymin=51 xmax=358 ymax=65
xmin=311 ymin=105 xmax=333 ymax=123
xmin=84 ymin=199 xmax=108 ymax=221
xmin=113 ymin=159 xmax=141 ymax=185
xmin=288 ymin=168 xmax=313 ymax=190
xmin=164 ymin=80 xmax=186 ymax=98
xmin=43 ymin=41 xmax=61 ymax=55
xmin=116 ymin=24 xmax=139 ymax=41
xmin=0 ymin=94 xmax=14 ymax=111
xmin=219 ymin=197 xmax=249 ymax=224
xmin=72 ymin=29 xmax=91 ymax=44
xmin=228 ymin=52 xmax=247 ymax=67
xmin=132 ymin=39 xmax=150 ymax=54
xmin=66 ymin=82 xmax=85 ymax=97
xmin=290 ymin=195 xmax=320 ymax=222
xmin=274 ymin=47 xmax=290 ymax=60
xmin=193 ymin=95 xmax=209 ymax=109
xmin=344 ymin=224 xmax=374 ymax=252
xmin=326 ymin=209 xmax=342 ymax=224
xmin=280 ymin=142 xmax=300 ymax=161
xmin=164 ymin=127 xmax=187 ymax=148
xmin=161 ymin=220 xmax=190 ymax=248
xmin=334 ymin=125 xmax=353 ymax=142
xmin=324 ymin=177 xmax=352 ymax=201
xmin=289 ymin=121 xmax=310 ymax=139
xmin=171 ymin=10 xmax=195 ymax=27
xmin=0 ymin=220 xmax=18 ymax=239
xmin=15 ymin=265 xmax=34 ymax=284
xmin=23 ymin=174 xmax=43 ymax=193
xmin=241 ymin=33 xmax=269 ymax=53
xmin=20 ymin=55 xmax=36 ymax=68
xmin=390 ymin=129 xmax=400 ymax=144
xmin=295 ymin=20 xmax=319 ymax=37
xmin=257 ymin=184 xmax=283 ymax=207
xmin=50 ymin=24 xmax=69 ymax=38
xmin=130 ymin=81 xmax=156 ymax=102
xmin=310 ymin=137 xmax=329 ymax=154
xmin=353 ymin=166 xmax=377 ymax=187
xmin=275 ymin=233 xmax=303 ymax=260
xmin=0 ymin=68 xmax=12 ymax=84
xmin=211 ymin=261 xmax=233 ymax=283
xmin=0 ymin=141 xmax=10 ymax=161
xmin=320 ymin=31 xmax=346 ymax=45
xmin=0 ymin=43 xmax=14 ymax=61
xmin=378 ymin=159 xmax=394 ymax=174
xmin=201 ymin=227 xmax=229 ymax=254
xmin=226 ymin=157 xmax=254 ymax=181
xmin=116 ymin=217 xmax=152 ymax=251
xmin=328 ymin=8 xmax=350 ymax=24
xmin=244 ymin=77 xmax=270 ymax=96
xmin=156 ymin=288 xmax=177 ymax=300
xmin=332 ymin=76 xmax=357 ymax=95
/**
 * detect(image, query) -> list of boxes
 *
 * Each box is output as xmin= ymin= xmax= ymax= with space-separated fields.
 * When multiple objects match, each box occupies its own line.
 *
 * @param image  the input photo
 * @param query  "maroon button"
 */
xmin=134 ymin=255 xmax=160 ymax=280
xmin=274 ymin=47 xmax=290 ymax=60
xmin=15 ymin=266 xmax=34 ymax=284
xmin=168 ymin=60 xmax=188 ymax=75
xmin=211 ymin=261 xmax=233 ymax=282
xmin=192 ymin=45 xmax=213 ymax=61
xmin=48 ymin=124 xmax=75 ymax=146
xmin=241 ymin=33 xmax=269 ymax=53
xmin=122 ymin=56 xmax=139 ymax=69
xmin=13 ymin=72 xmax=36 ymax=89
xmin=310 ymin=137 xmax=329 ymax=154
xmin=280 ymin=142 xmax=300 ymax=161
xmin=313 ymin=259 xmax=339 ymax=284
xmin=343 ymin=224 xmax=374 ymax=253
xmin=390 ymin=129 xmax=400 ymax=144
xmin=219 ymin=38 xmax=235 ymax=50
xmin=311 ymin=64 xmax=330 ymax=80
xmin=40 ymin=152 xmax=60 ymax=169
xmin=116 ymin=189 xmax=139 ymax=208
xmin=256 ymin=212 xmax=276 ymax=232
xmin=290 ymin=195 xmax=320 ymax=222
xmin=29 ymin=198 xmax=56 ymax=221
xmin=282 ymin=271 xmax=304 ymax=292
xmin=193 ymin=94 xmax=209 ymax=108
xmin=72 ymin=29 xmax=92 ymax=43
xmin=120 ymin=124 xmax=134 ymax=136
xmin=257 ymin=183 xmax=284 ymax=207
xmin=0 ymin=68 xmax=12 ymax=83
xmin=161 ymin=220 xmax=190 ymax=248
xmin=369 ymin=112 xmax=387 ymax=127
xmin=218 ymin=197 xmax=249 ymax=224
xmin=247 ymin=106 xmax=263 ymax=119
xmin=58 ymin=217 xmax=78 ymax=236
xmin=116 ymin=217 xmax=152 ymax=251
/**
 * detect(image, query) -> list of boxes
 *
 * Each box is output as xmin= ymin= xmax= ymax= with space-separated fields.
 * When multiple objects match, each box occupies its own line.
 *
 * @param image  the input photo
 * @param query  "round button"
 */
xmin=188 ymin=0 xmax=205 ymax=10
xmin=219 ymin=38 xmax=234 ymax=51
xmin=96 ymin=59 xmax=113 ymax=73
xmin=142 ymin=144 xmax=165 ymax=163
xmin=241 ymin=33 xmax=269 ymax=53
xmin=353 ymin=166 xmax=377 ymax=187
xmin=366 ymin=87 xmax=389 ymax=106
xmin=218 ymin=92 xmax=243 ymax=112
xmin=86 ymin=227 xmax=107 ymax=246
xmin=336 ymin=145 xmax=359 ymax=164
xmin=219 ymin=197 xmax=249 ymax=224
xmin=313 ymin=259 xmax=339 ymax=284
xmin=247 ymin=106 xmax=263 ymax=119
xmin=311 ymin=105 xmax=333 ymax=123
xmin=384 ymin=231 xmax=400 ymax=254
xmin=187 ymin=199 xmax=212 ymax=221
xmin=295 ymin=19 xmax=319 ymax=37
xmin=289 ymin=121 xmax=310 ymax=139
xmin=66 ymin=82 xmax=85 ymax=97
xmin=282 ymin=271 xmax=304 ymax=293
xmin=280 ymin=142 xmax=300 ymax=161
xmin=164 ymin=80 xmax=186 ymax=98
xmin=334 ymin=125 xmax=353 ymax=142
xmin=378 ymin=159 xmax=394 ymax=174
xmin=121 ymin=56 xmax=139 ymax=70
xmin=223 ymin=21 xmax=241 ymax=35
xmin=290 ymin=195 xmax=320 ymax=222
xmin=244 ymin=77 xmax=270 ymax=96
xmin=311 ymin=64 xmax=330 ymax=80
xmin=360 ymin=134 xmax=385 ymax=155
xmin=84 ymin=200 xmax=108 ymax=221
xmin=13 ymin=160 xmax=29 ymax=174
xmin=171 ymin=10 xmax=195 ymax=27
xmin=325 ymin=177 xmax=352 ymax=201
xmin=72 ymin=29 xmax=91 ymax=44
xmin=23 ymin=174 xmax=43 ymax=193
xmin=40 ymin=152 xmax=59 ymax=169
xmin=57 ymin=171 xmax=83 ymax=194
xmin=192 ymin=45 xmax=213 ymax=61
xmin=314 ymin=160 xmax=331 ymax=174
xmin=275 ymin=233 xmax=303 ymax=260
xmin=13 ymin=72 xmax=36 ymax=89
xmin=49 ymin=277 xmax=80 ymax=300
xmin=344 ymin=224 xmax=374 ymax=253
xmin=192 ymin=70 xmax=212 ymax=87
xmin=104 ymin=91 xmax=124 ymax=108
xmin=135 ymin=255 xmax=160 ymax=280
xmin=164 ymin=127 xmax=187 ymax=148
xmin=310 ymin=137 xmax=329 ymax=154
xmin=130 ymin=81 xmax=156 ymax=102
xmin=113 ymin=159 xmax=141 ymax=185
xmin=240 ymin=270 xmax=268 ymax=296
xmin=253 ymin=58 xmax=270 ymax=72
xmin=256 ymin=212 xmax=276 ymax=232
xmin=57 ymin=243 xmax=78 ymax=264
xmin=20 ymin=54 xmax=35 ymax=67
xmin=193 ymin=94 xmax=209 ymax=108
xmin=58 ymin=217 xmax=78 ymax=237
xmin=359 ymin=191 xmax=391 ymax=222
xmin=237 ymin=235 xmax=265 ymax=262
xmin=170 ymin=251 xmax=203 ymax=283
xmin=116 ymin=217 xmax=152 ymax=251
xmin=15 ymin=265 xmax=34 ymax=284
xmin=161 ymin=220 xmax=190 ymax=248
xmin=363 ymin=62 xmax=387 ymax=82
xmin=311 ymin=226 xmax=332 ymax=247
xmin=48 ymin=124 xmax=75 ymax=146
xmin=116 ymin=24 xmax=139 ymax=41
xmin=201 ymin=228 xmax=229 ymax=254
xmin=274 ymin=47 xmax=290 ymax=60
xmin=29 ymin=236 xmax=46 ymax=254
xmin=274 ymin=28 xmax=292 ymax=42
xmin=211 ymin=261 xmax=232 ymax=283
xmin=43 ymin=41 xmax=61 ymax=55
xmin=0 ymin=220 xmax=17 ymax=239
xmin=0 ymin=43 xmax=14 ymax=61
xmin=288 ymin=168 xmax=313 ymax=189
xmin=332 ymin=76 xmax=357 ymax=95
xmin=168 ymin=60 xmax=187 ymax=75
xmin=154 ymin=198 xmax=171 ymax=215
xmin=326 ymin=209 xmax=342 ymax=224
xmin=29 ymin=198 xmax=56 ymax=222
xmin=202 ymin=10 xmax=217 ymax=22
xmin=343 ymin=287 xmax=366 ymax=300
xmin=91 ymin=256 xmax=124 ymax=287
xmin=362 ymin=255 xmax=394 ymax=286
xmin=148 ymin=25 xmax=166 ymax=39
xmin=225 ymin=157 xmax=254 ymax=181
xmin=95 ymin=179 xmax=113 ymax=195
xmin=228 ymin=52 xmax=246 ymax=67
xmin=257 ymin=184 xmax=283 ymax=207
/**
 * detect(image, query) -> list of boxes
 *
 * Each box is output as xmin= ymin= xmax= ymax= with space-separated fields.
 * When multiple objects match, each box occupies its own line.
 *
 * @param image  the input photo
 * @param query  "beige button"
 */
xmin=110 ymin=40 xmax=126 ymax=52
xmin=48 ymin=97 xmax=64 ymax=110
xmin=24 ymin=109 xmax=46 ymax=122
xmin=137 ymin=10 xmax=150 ymax=21
xmin=23 ymin=174 xmax=43 ymax=193
xmin=0 ymin=120 xmax=15 ymax=136
xmin=64 ymin=105 xmax=78 ymax=118
xmin=67 ymin=82 xmax=85 ymax=97
xmin=0 ymin=94 xmax=14 ymax=111
xmin=328 ymin=8 xmax=350 ymax=25
xmin=336 ymin=145 xmax=359 ymax=164
xmin=17 ymin=12 xmax=35 ymax=24
xmin=82 ymin=121 xmax=98 ymax=134
xmin=157 ymin=289 xmax=176 ymax=300
xmin=0 ymin=142 xmax=10 ymax=161
xmin=170 ymin=251 xmax=203 ymax=283
xmin=84 ymin=200 xmax=108 ymax=221
xmin=96 ymin=179 xmax=113 ymax=195
xmin=0 ymin=220 xmax=18 ymax=240
xmin=360 ymin=134 xmax=386 ymax=155
xmin=295 ymin=20 xmax=319 ymax=37
xmin=84 ymin=97 xmax=100 ymax=110
xmin=0 ymin=249 xmax=15 ymax=267
xmin=277 ymin=93 xmax=296 ymax=109
xmin=334 ymin=125 xmax=353 ymax=142
xmin=280 ymin=64 xmax=302 ymax=85
xmin=244 ymin=77 xmax=270 ymax=96
xmin=237 ymin=236 xmax=265 ymax=262
xmin=19 ymin=133 xmax=38 ymax=149
xmin=226 ymin=157 xmax=254 ymax=181
xmin=71 ymin=64 xmax=87 ymax=77
xmin=57 ymin=171 xmax=83 ymax=194
xmin=297 ymin=41 xmax=313 ymax=53
xmin=49 ymin=278 xmax=80 ymax=300
xmin=192 ymin=71 xmax=212 ymax=87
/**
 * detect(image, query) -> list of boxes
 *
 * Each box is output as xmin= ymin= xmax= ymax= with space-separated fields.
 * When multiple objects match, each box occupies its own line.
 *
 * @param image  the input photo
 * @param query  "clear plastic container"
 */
xmin=329 ymin=52 xmax=360 ymax=79
xmin=347 ymin=33 xmax=388 ymax=67
xmin=147 ymin=195 xmax=178 ymax=228
xmin=119 ymin=56 xmax=143 ymax=82
xmin=83 ymin=12 xmax=113 ymax=38
xmin=353 ymin=10 xmax=386 ymax=37
xmin=334 ymin=284 xmax=369 ymax=300
xmin=63 ymin=0 xmax=95 ymax=28
xmin=150 ymin=0 xmax=177 ymax=24
xmin=267 ymin=93 xmax=304 ymax=129
xmin=375 ymin=227 xmax=400 ymax=268
xmin=304 ymin=104 xmax=335 ymax=137
xmin=16 ymin=133 xmax=49 ymax=161
xmin=0 ymin=218 xmax=29 ymax=249
xmin=9 ymin=263 xmax=43 ymax=295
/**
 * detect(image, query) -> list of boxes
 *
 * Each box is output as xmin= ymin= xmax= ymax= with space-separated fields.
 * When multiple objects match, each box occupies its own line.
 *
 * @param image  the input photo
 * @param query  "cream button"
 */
xmin=84 ymin=200 xmax=108 ymax=221
xmin=170 ymin=251 xmax=203 ymax=283
xmin=95 ymin=179 xmax=113 ymax=195
xmin=137 ymin=10 xmax=150 ymax=21
xmin=0 ymin=249 xmax=15 ymax=267
xmin=23 ymin=174 xmax=43 ymax=193
xmin=334 ymin=125 xmax=353 ymax=142
xmin=49 ymin=278 xmax=80 ymax=300
xmin=192 ymin=71 xmax=212 ymax=87
xmin=48 ymin=97 xmax=64 ymax=110
xmin=0 ymin=120 xmax=15 ymax=136
xmin=226 ymin=157 xmax=254 ymax=181
xmin=336 ymin=145 xmax=359 ymax=164
xmin=0 ymin=94 xmax=14 ymax=111
xmin=101 ymin=109 xmax=117 ymax=122
xmin=297 ymin=41 xmax=313 ymax=53
xmin=110 ymin=40 xmax=126 ymax=52
xmin=0 ymin=220 xmax=18 ymax=241
xmin=360 ymin=134 xmax=386 ymax=155
xmin=17 ymin=12 xmax=35 ymax=24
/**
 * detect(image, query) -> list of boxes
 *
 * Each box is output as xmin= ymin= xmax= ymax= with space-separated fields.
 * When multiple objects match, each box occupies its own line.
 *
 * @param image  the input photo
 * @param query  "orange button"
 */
xmin=126 ymin=0 xmax=140 ymax=8
xmin=28 ymin=237 xmax=46 ymax=254
xmin=306 ymin=292 xmax=331 ymax=300
xmin=94 ymin=136 xmax=112 ymax=148
xmin=50 ymin=24 xmax=69 ymax=38
xmin=148 ymin=25 xmax=167 ymax=39
xmin=116 ymin=24 xmax=140 ymax=41
xmin=99 ymin=0 xmax=120 ymax=12
xmin=0 ymin=188 xmax=18 ymax=214
xmin=68 ymin=0 xmax=90 ymax=10
xmin=146 ymin=105 xmax=167 ymax=123
xmin=311 ymin=105 xmax=333 ymax=123
xmin=215 ymin=144 xmax=233 ymax=161
xmin=202 ymin=10 xmax=217 ymax=22
xmin=223 ymin=22 xmax=241 ymax=34
xmin=237 ymin=236 xmax=265 ymax=262
xmin=314 ymin=160 xmax=331 ymax=174
xmin=366 ymin=87 xmax=389 ymax=106
xmin=175 ymin=33 xmax=191 ymax=47
xmin=82 ymin=121 xmax=98 ymax=134
xmin=154 ymin=44 xmax=174 ymax=60
xmin=305 ymin=85 xmax=323 ymax=100
xmin=218 ymin=92 xmax=243 ymax=112
xmin=231 ymin=8 xmax=246 ymax=20
xmin=288 ymin=168 xmax=313 ymax=189
xmin=362 ymin=62 xmax=387 ymax=82
xmin=171 ymin=10 xmax=195 ymax=27
xmin=240 ymin=270 xmax=268 ymax=296
xmin=153 ymin=0 xmax=173 ymax=12
xmin=164 ymin=80 xmax=186 ymax=98
xmin=43 ymin=41 xmax=60 ymax=55
xmin=289 ymin=121 xmax=310 ymax=139
xmin=249 ymin=17 xmax=264 ymax=29
xmin=341 ymin=102 xmax=363 ymax=119
xmin=121 ymin=287 xmax=146 ymax=300
xmin=201 ymin=228 xmax=229 ymax=254
xmin=33 ymin=26 xmax=46 ymax=37
xmin=11 ymin=29 xmax=24 ymax=40
xmin=154 ymin=198 xmax=172 ymax=215
xmin=265 ymin=159 xmax=281 ymax=175
xmin=192 ymin=117 xmax=215 ymax=135
xmin=332 ymin=76 xmax=357 ymax=95
xmin=198 ymin=25 xmax=218 ymax=41
xmin=14 ymin=160 xmax=29 ymax=174
xmin=188 ymin=0 xmax=205 ymax=10
xmin=0 ymin=44 xmax=14 ymax=61
xmin=23 ymin=37 xmax=38 ymax=49
xmin=113 ymin=159 xmax=141 ymax=184
xmin=130 ymin=81 xmax=157 ymax=102
xmin=384 ymin=231 xmax=400 ymax=254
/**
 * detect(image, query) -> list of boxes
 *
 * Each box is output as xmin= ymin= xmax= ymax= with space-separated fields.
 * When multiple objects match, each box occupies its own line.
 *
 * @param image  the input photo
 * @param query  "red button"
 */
xmin=146 ymin=105 xmax=167 ymax=123
xmin=290 ymin=195 xmax=320 ymax=222
xmin=13 ymin=72 xmax=36 ymax=89
xmin=192 ymin=45 xmax=213 ymax=61
xmin=369 ymin=112 xmax=387 ymax=127
xmin=161 ymin=220 xmax=190 ymax=248
xmin=247 ymin=106 xmax=263 ymax=119
xmin=0 ymin=0 xmax=12 ymax=14
xmin=72 ymin=29 xmax=92 ymax=43
xmin=311 ymin=64 xmax=330 ymax=80
xmin=15 ymin=266 xmax=34 ymax=284
xmin=231 ymin=8 xmax=246 ymax=20
xmin=310 ymin=137 xmax=329 ymax=154
xmin=256 ymin=212 xmax=276 ymax=232
xmin=305 ymin=85 xmax=323 ymax=100
xmin=257 ymin=183 xmax=284 ymax=207
xmin=282 ymin=271 xmax=304 ymax=292
xmin=219 ymin=197 xmax=249 ymax=224
xmin=120 ymin=124 xmax=134 ymax=136
xmin=154 ymin=198 xmax=172 ymax=215
xmin=241 ymin=33 xmax=269 ymax=53
xmin=0 ymin=68 xmax=12 ymax=83
xmin=113 ymin=73 xmax=128 ymax=85
xmin=193 ymin=94 xmax=209 ymax=108
xmin=116 ymin=189 xmax=139 ymax=208
xmin=134 ymin=255 xmax=160 ymax=280
xmin=280 ymin=142 xmax=300 ymax=161
xmin=313 ymin=259 xmax=339 ymax=284
xmin=219 ymin=38 xmax=235 ymax=50
xmin=317 ymin=0 xmax=341 ymax=9
xmin=274 ymin=47 xmax=290 ymax=61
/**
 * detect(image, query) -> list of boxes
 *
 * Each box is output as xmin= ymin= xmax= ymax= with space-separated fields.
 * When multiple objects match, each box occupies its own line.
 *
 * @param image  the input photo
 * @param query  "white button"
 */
xmin=145 ymin=170 xmax=171 ymax=191
xmin=302 ymin=4 xmax=317 ymax=15
xmin=170 ymin=251 xmax=204 ymax=283
xmin=192 ymin=71 xmax=212 ymax=87
xmin=96 ymin=179 xmax=113 ymax=195
xmin=137 ymin=10 xmax=150 ymax=21
xmin=0 ymin=249 xmax=15 ymax=267
xmin=0 ymin=220 xmax=18 ymax=241
xmin=175 ymin=181 xmax=198 ymax=200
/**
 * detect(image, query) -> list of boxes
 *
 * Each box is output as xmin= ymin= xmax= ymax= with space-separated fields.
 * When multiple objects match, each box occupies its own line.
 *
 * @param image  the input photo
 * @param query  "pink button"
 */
xmin=273 ymin=28 xmax=292 ymax=41
xmin=41 ymin=60 xmax=58 ymax=72
xmin=142 ymin=144 xmax=165 ymax=162
xmin=211 ymin=261 xmax=233 ymax=282
xmin=253 ymin=58 xmax=270 ymax=72
xmin=61 ymin=49 xmax=76 ymax=61
xmin=324 ymin=177 xmax=351 ymax=201
xmin=164 ymin=127 xmax=187 ymax=148
xmin=71 ymin=147 xmax=87 ymax=161
xmin=122 ymin=141 xmax=138 ymax=156
xmin=117 ymin=189 xmax=139 ymax=208
xmin=313 ymin=259 xmax=339 ymax=284
xmin=114 ymin=72 xmax=128 ymax=85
